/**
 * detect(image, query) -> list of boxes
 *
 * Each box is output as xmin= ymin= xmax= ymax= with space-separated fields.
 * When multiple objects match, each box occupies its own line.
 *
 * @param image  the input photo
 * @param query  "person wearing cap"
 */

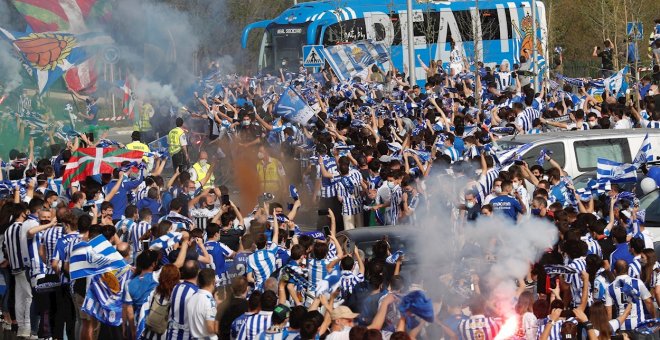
xmin=326 ymin=306 xmax=360 ymax=339
xmin=168 ymin=117 xmax=189 ymax=172
xmin=187 ymin=268 xmax=219 ymax=340
xmin=254 ymin=304 xmax=291 ymax=339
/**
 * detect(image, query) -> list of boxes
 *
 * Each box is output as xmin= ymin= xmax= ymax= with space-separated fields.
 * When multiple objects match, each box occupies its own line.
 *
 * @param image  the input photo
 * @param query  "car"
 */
xmin=497 ymin=129 xmax=660 ymax=179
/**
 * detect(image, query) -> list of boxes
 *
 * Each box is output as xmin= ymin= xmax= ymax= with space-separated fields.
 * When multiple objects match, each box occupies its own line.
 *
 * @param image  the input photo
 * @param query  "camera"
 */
xmin=258 ymin=192 xmax=275 ymax=204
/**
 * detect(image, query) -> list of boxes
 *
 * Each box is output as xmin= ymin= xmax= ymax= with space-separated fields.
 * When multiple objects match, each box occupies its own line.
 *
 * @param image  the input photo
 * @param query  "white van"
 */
xmin=496 ymin=129 xmax=660 ymax=178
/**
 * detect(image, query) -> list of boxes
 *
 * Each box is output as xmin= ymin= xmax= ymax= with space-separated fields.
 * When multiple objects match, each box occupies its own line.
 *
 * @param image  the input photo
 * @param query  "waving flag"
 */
xmin=62 ymin=148 xmax=144 ymax=188
xmin=11 ymin=0 xmax=111 ymax=94
xmin=117 ymin=79 xmax=136 ymax=119
xmin=536 ymin=148 xmax=553 ymax=166
xmin=82 ymin=265 xmax=131 ymax=326
xmin=274 ymin=86 xmax=316 ymax=124
xmin=149 ymin=232 xmax=182 ymax=251
xmin=633 ymin=133 xmax=653 ymax=167
xmin=0 ymin=28 xmax=111 ymax=94
xmin=322 ymin=40 xmax=390 ymax=82
xmin=69 ymin=235 xmax=128 ymax=280
xmin=596 ymin=158 xmax=637 ymax=184
xmin=494 ymin=143 xmax=534 ymax=166
xmin=398 ymin=290 xmax=435 ymax=323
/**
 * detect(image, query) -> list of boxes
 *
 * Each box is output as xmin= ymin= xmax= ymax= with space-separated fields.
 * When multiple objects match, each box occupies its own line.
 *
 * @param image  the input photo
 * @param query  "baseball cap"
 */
xmin=272 ymin=304 xmax=290 ymax=324
xmin=330 ymin=306 xmax=359 ymax=320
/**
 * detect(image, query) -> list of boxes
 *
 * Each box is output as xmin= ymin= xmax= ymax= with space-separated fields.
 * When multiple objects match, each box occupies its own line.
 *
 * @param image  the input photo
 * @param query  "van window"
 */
xmin=573 ymin=139 xmax=631 ymax=171
xmin=522 ymin=143 xmax=565 ymax=170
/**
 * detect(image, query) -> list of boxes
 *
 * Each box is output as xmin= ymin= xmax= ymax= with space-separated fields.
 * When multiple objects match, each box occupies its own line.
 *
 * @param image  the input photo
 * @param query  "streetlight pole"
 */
xmin=406 ymin=0 xmax=416 ymax=86
xmin=531 ymin=0 xmax=538 ymax=91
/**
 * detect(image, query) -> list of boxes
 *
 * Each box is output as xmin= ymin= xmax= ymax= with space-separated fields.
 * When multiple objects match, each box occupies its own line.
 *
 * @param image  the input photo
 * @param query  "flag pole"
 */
xmin=110 ymin=63 xmax=116 ymax=120
xmin=406 ymin=0 xmax=416 ymax=87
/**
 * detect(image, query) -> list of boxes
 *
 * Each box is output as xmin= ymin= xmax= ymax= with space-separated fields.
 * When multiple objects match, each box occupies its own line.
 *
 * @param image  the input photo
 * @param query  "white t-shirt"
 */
xmin=614 ymin=118 xmax=632 ymax=129
xmin=325 ymin=327 xmax=351 ymax=340
xmin=186 ymin=289 xmax=217 ymax=340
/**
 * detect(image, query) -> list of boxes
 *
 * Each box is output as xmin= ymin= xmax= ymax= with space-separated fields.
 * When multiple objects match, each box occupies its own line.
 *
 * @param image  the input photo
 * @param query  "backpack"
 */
xmin=145 ymin=295 xmax=170 ymax=334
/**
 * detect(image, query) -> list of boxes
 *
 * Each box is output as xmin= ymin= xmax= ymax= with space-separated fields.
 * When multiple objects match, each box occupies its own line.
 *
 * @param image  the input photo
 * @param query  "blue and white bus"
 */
xmin=242 ymin=0 xmax=548 ymax=83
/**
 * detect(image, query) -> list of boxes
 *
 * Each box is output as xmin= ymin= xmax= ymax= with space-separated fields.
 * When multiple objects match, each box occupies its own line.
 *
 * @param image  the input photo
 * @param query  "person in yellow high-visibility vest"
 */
xmin=256 ymin=144 xmax=286 ymax=195
xmin=126 ymin=131 xmax=151 ymax=163
xmin=134 ymin=101 xmax=154 ymax=141
xmin=168 ymin=117 xmax=189 ymax=172
xmin=189 ymin=151 xmax=215 ymax=189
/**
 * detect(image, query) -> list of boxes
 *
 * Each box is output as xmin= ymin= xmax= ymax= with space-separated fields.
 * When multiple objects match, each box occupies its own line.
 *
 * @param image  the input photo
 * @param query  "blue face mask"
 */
xmin=531 ymin=208 xmax=542 ymax=216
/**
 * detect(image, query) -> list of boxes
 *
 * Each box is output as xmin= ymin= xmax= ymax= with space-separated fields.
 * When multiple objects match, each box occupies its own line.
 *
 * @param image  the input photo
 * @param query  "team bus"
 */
xmin=242 ymin=0 xmax=548 ymax=83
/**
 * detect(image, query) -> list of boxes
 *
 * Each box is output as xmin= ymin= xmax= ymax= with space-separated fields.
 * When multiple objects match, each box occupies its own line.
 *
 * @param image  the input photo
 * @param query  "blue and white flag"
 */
xmin=490 ymin=126 xmax=515 ymax=135
xmin=633 ymin=133 xmax=653 ymax=167
xmin=537 ymin=148 xmax=553 ymax=166
xmin=596 ymin=158 xmax=637 ymax=184
xmin=322 ymin=40 xmax=389 ymax=82
xmin=315 ymin=268 xmax=341 ymax=296
xmin=69 ymin=235 xmax=128 ymax=280
xmin=81 ymin=265 xmax=131 ymax=326
xmin=494 ymin=143 xmax=534 ymax=166
xmin=149 ymin=232 xmax=182 ymax=251
xmin=274 ymin=87 xmax=316 ymax=124
xmin=590 ymin=67 xmax=629 ymax=98
xmin=386 ymin=250 xmax=404 ymax=264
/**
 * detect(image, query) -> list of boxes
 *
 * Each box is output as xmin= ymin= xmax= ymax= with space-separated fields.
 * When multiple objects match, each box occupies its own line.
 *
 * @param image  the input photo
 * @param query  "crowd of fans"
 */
xmin=0 ymin=41 xmax=659 ymax=340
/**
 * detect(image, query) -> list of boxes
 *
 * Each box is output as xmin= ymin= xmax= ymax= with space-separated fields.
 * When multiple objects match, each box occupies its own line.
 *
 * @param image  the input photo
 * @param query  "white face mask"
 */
xmin=466 ymin=201 xmax=475 ymax=209
xmin=588 ymin=121 xmax=597 ymax=127
xmin=199 ymin=159 xmax=208 ymax=167
xmin=513 ymin=182 xmax=520 ymax=190
xmin=257 ymin=152 xmax=265 ymax=160
xmin=494 ymin=186 xmax=502 ymax=194
xmin=51 ymin=200 xmax=58 ymax=208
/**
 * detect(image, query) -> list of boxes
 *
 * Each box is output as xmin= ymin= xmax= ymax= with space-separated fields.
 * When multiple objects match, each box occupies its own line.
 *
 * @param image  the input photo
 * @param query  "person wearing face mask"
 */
xmin=511 ymin=172 xmax=530 ymax=211
xmin=490 ymin=180 xmax=526 ymax=223
xmin=189 ymin=151 xmax=215 ymax=190
xmin=483 ymin=178 xmax=503 ymax=205
xmin=530 ymin=197 xmax=548 ymax=218
xmin=461 ymin=190 xmax=481 ymax=221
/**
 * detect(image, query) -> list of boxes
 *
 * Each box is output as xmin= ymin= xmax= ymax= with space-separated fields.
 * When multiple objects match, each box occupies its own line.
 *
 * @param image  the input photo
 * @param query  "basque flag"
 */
xmin=62 ymin=148 xmax=144 ymax=188
xmin=596 ymin=158 xmax=637 ymax=184
xmin=69 ymin=235 xmax=128 ymax=280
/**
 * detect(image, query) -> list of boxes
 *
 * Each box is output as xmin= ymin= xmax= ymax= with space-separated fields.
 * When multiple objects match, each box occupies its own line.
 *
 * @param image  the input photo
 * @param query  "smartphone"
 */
xmin=514 ymin=160 xmax=524 ymax=165
xmin=221 ymin=194 xmax=230 ymax=205
xmin=317 ymin=209 xmax=329 ymax=216
xmin=142 ymin=240 xmax=150 ymax=250
xmin=322 ymin=226 xmax=331 ymax=236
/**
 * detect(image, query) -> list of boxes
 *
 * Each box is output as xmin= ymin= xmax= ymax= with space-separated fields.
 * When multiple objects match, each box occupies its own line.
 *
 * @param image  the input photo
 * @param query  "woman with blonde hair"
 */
xmin=513 ymin=291 xmax=537 ymax=340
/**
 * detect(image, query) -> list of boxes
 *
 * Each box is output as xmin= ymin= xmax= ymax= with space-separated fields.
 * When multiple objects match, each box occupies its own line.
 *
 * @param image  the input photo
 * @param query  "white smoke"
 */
xmin=411 ymin=173 xmax=558 ymax=316
xmin=133 ymin=79 xmax=182 ymax=108
xmin=0 ymin=41 xmax=22 ymax=94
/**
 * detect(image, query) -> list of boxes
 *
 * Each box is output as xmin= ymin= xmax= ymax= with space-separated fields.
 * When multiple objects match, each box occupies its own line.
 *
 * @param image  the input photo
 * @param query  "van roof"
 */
xmin=497 ymin=128 xmax=657 ymax=144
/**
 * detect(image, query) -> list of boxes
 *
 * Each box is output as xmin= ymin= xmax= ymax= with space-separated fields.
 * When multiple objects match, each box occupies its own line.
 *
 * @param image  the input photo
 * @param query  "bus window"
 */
xmin=259 ymin=31 xmax=274 ymax=70
xmin=480 ymin=9 xmax=504 ymax=40
xmin=522 ymin=142 xmax=565 ymax=170
xmin=573 ymin=139 xmax=631 ymax=171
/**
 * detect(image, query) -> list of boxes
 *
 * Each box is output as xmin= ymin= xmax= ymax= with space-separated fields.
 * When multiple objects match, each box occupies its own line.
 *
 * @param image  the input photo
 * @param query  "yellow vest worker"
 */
xmin=256 ymin=156 xmax=285 ymax=193
xmin=134 ymin=103 xmax=153 ymax=132
xmin=126 ymin=131 xmax=150 ymax=163
xmin=168 ymin=127 xmax=185 ymax=155
xmin=190 ymin=161 xmax=215 ymax=189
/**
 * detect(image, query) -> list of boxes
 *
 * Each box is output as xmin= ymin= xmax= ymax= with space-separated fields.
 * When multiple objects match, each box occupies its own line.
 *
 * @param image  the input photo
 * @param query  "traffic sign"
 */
xmin=627 ymin=22 xmax=643 ymax=41
xmin=302 ymin=45 xmax=325 ymax=67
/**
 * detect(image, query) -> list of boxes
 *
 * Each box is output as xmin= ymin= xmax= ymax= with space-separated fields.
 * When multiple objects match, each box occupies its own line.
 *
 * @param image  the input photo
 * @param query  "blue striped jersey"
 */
xmin=205 ymin=240 xmax=234 ymax=277
xmin=247 ymin=244 xmax=278 ymax=290
xmin=444 ymin=146 xmax=460 ymax=163
xmin=2 ymin=221 xmax=29 ymax=272
xmin=478 ymin=168 xmax=501 ymax=203
xmin=389 ymin=186 xmax=403 ymax=225
xmin=463 ymin=145 xmax=479 ymax=159
xmin=115 ymin=218 xmax=136 ymax=243
xmin=536 ymin=317 xmax=577 ymax=340
xmin=628 ymin=256 xmax=642 ymax=279
xmin=564 ymin=257 xmax=590 ymax=306
xmin=166 ymin=281 xmax=199 ymax=340
xmin=527 ymin=128 xmax=543 ymax=134
xmin=651 ymin=262 xmax=660 ymax=288
xmin=339 ymin=270 xmax=364 ymax=298
xmin=326 ymin=242 xmax=338 ymax=261
xmin=40 ymin=225 xmax=63 ymax=273
xmin=458 ymin=315 xmax=501 ymax=340
xmin=54 ymin=232 xmax=80 ymax=284
xmin=129 ymin=221 xmax=152 ymax=260
xmin=308 ymin=257 xmax=334 ymax=291
xmin=604 ymin=275 xmax=652 ymax=330
xmin=335 ymin=173 xmax=363 ymax=216
xmin=238 ymin=311 xmax=273 ymax=340
xmin=256 ymin=328 xmax=300 ymax=340
xmin=231 ymin=313 xmax=253 ymax=339
xmin=592 ymin=271 xmax=610 ymax=301
xmin=581 ymin=234 xmax=602 ymax=258
xmin=641 ymin=118 xmax=660 ymax=129
xmin=319 ymin=155 xmax=339 ymax=198
xmin=27 ymin=228 xmax=46 ymax=284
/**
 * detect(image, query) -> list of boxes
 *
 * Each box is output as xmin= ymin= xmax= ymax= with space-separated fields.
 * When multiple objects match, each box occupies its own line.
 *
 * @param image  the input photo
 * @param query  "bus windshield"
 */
xmin=260 ymin=24 xmax=308 ymax=72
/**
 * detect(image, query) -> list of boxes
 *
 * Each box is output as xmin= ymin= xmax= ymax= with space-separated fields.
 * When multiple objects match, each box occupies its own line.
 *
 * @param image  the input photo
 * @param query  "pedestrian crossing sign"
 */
xmin=302 ymin=45 xmax=325 ymax=67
